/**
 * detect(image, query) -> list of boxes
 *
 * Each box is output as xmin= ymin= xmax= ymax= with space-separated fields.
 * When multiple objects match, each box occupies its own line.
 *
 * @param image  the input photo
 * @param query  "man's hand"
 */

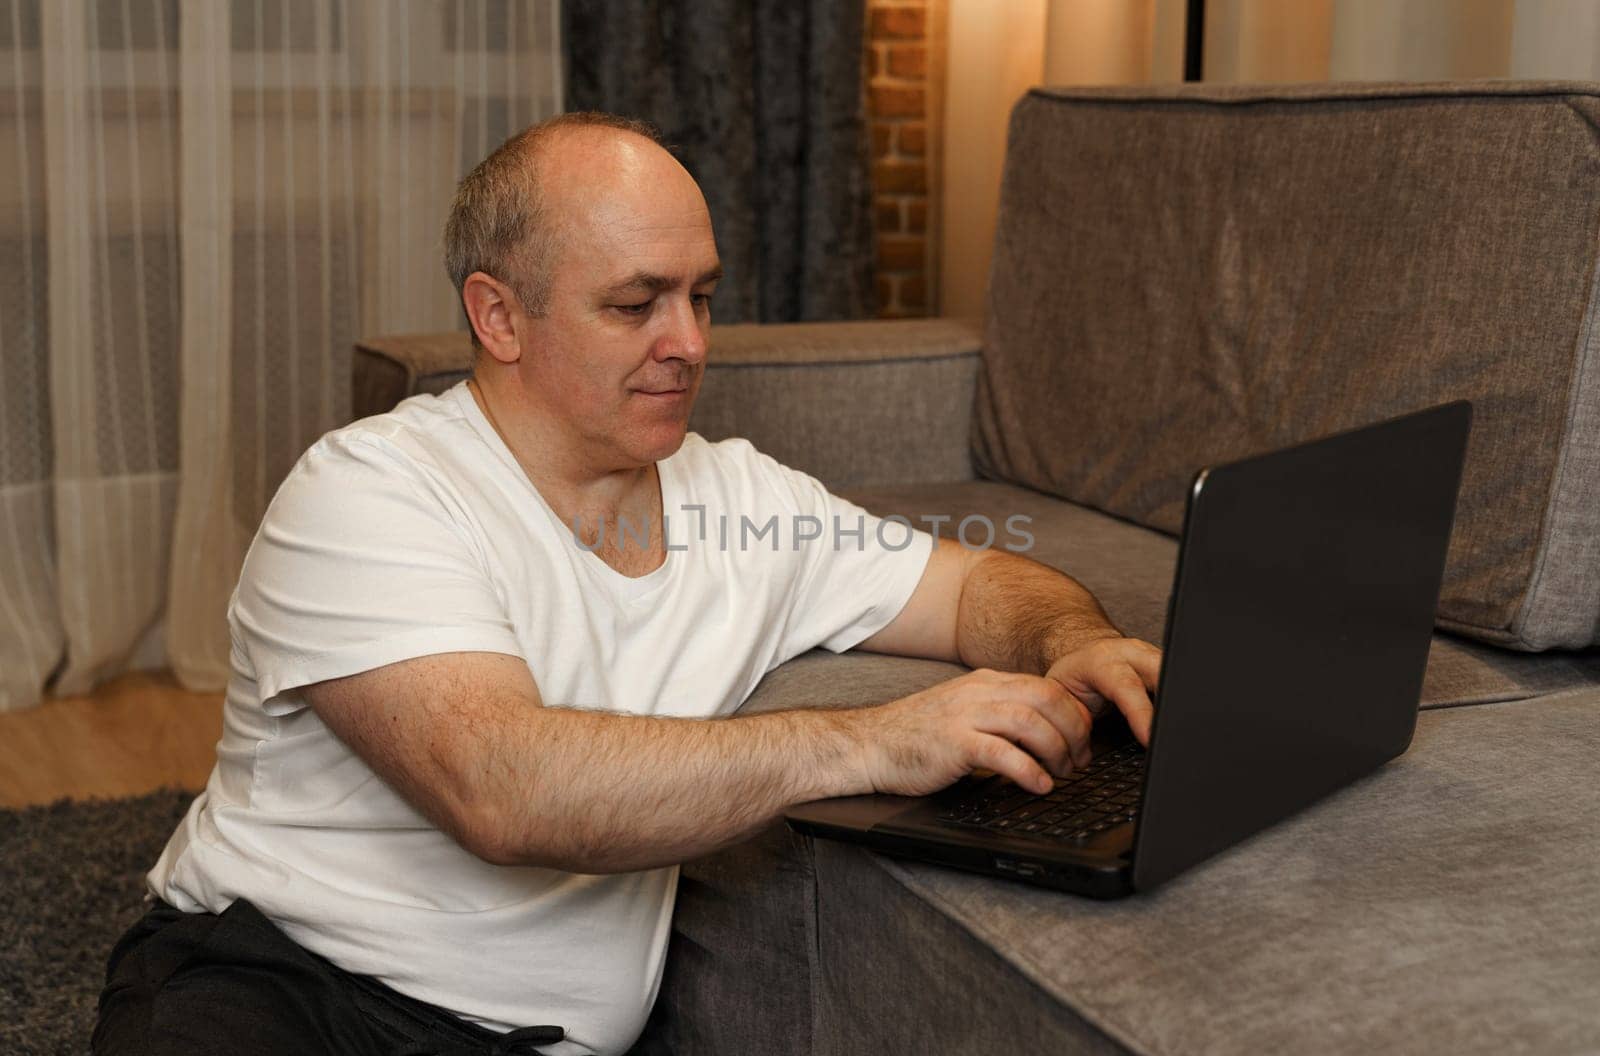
xmin=1045 ymin=636 xmax=1161 ymax=748
xmin=848 ymin=668 xmax=1095 ymax=798
xmin=857 ymin=541 xmax=1162 ymax=767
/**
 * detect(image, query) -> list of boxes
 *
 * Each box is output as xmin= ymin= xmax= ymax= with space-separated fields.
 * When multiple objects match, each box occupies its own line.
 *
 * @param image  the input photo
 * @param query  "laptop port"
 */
xmin=993 ymin=857 xmax=1042 ymax=878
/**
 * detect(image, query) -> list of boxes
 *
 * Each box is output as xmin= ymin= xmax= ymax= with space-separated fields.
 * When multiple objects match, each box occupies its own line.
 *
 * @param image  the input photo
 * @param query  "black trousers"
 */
xmin=93 ymin=898 xmax=668 ymax=1056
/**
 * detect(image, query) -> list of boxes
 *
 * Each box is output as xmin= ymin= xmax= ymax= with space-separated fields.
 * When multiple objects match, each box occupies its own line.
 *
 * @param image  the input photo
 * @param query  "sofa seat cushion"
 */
xmin=678 ymin=683 xmax=1600 ymax=1054
xmin=976 ymin=82 xmax=1600 ymax=650
xmin=838 ymin=481 xmax=1600 ymax=709
xmin=832 ymin=688 xmax=1600 ymax=1055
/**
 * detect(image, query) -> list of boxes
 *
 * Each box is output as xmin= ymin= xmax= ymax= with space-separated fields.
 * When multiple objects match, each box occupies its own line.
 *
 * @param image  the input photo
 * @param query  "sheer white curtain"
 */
xmin=0 ymin=0 xmax=561 ymax=711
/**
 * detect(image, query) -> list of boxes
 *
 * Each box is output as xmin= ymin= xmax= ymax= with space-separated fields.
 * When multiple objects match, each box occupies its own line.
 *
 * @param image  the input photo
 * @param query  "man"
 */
xmin=95 ymin=113 xmax=1161 ymax=1056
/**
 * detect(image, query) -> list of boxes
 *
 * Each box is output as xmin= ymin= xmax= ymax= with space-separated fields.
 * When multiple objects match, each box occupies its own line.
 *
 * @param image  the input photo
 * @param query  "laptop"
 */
xmin=785 ymin=401 xmax=1472 ymax=898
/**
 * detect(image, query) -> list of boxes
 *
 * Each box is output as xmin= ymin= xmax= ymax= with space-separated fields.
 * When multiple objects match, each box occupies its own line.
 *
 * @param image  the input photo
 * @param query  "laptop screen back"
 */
xmin=1131 ymin=402 xmax=1472 ymax=891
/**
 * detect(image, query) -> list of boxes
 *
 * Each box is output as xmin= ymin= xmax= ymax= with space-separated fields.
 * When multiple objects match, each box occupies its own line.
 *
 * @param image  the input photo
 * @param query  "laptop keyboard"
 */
xmin=937 ymin=743 xmax=1145 ymax=843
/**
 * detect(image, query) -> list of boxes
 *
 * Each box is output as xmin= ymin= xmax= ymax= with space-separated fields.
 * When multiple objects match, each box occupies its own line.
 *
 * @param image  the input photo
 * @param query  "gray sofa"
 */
xmin=356 ymin=82 xmax=1600 ymax=1054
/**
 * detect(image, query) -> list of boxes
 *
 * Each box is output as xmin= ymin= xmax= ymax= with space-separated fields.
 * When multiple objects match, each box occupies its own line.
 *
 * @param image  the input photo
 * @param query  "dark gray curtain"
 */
xmin=562 ymin=0 xmax=877 ymax=323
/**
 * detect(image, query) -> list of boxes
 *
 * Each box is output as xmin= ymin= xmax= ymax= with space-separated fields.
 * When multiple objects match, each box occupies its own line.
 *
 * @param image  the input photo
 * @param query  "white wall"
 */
xmin=1511 ymin=0 xmax=1600 ymax=78
xmin=1328 ymin=0 xmax=1513 ymax=81
xmin=941 ymin=0 xmax=1192 ymax=319
xmin=939 ymin=0 xmax=1046 ymax=320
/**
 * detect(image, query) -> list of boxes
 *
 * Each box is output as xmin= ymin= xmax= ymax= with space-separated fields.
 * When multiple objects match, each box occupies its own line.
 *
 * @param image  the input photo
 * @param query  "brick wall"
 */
xmin=867 ymin=0 xmax=936 ymax=318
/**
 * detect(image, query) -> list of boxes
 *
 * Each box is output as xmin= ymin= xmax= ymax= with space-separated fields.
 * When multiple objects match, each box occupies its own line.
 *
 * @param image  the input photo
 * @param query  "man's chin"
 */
xmin=628 ymin=420 xmax=691 ymax=464
xmin=615 ymin=390 xmax=697 ymax=463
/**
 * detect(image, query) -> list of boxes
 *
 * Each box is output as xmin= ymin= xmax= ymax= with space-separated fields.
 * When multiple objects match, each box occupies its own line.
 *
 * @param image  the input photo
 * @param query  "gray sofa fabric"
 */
xmin=861 ymin=688 xmax=1600 ymax=1056
xmin=812 ymin=838 xmax=1132 ymax=1056
xmin=350 ymin=318 xmax=982 ymax=490
xmin=351 ymin=335 xmax=475 ymax=421
xmin=661 ymin=824 xmax=822 ymax=1055
xmin=691 ymin=319 xmax=982 ymax=489
xmin=974 ymin=81 xmax=1600 ymax=651
xmin=671 ymin=686 xmax=1600 ymax=1056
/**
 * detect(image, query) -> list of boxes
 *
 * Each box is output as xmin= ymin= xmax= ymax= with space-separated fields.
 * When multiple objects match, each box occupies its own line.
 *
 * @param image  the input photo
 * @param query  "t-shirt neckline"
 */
xmin=448 ymin=381 xmax=679 ymax=602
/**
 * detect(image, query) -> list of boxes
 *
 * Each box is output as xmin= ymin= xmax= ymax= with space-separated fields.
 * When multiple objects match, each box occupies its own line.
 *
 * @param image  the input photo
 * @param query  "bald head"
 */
xmin=444 ymin=112 xmax=699 ymax=341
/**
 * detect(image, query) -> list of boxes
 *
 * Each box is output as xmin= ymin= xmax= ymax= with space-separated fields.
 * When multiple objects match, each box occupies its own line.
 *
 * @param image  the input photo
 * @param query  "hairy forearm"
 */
xmin=955 ymin=552 xmax=1122 ymax=675
xmin=466 ymin=704 xmax=865 ymax=874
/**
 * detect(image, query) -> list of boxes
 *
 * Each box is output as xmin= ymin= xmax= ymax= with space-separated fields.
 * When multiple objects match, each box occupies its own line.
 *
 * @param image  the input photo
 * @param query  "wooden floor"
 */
xmin=0 ymin=670 xmax=223 ymax=808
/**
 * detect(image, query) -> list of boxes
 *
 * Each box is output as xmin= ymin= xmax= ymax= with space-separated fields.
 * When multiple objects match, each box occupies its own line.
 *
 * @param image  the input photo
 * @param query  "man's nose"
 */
xmin=655 ymin=296 xmax=708 ymax=364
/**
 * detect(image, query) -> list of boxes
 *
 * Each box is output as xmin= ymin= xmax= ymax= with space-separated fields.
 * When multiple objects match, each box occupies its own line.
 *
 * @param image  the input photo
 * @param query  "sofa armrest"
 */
xmin=352 ymin=334 xmax=475 ymax=420
xmin=353 ymin=319 xmax=984 ymax=491
xmin=690 ymin=318 xmax=982 ymax=490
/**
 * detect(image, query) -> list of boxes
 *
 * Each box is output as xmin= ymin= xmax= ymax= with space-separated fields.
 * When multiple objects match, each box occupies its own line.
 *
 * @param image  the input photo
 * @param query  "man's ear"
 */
xmin=462 ymin=271 xmax=523 ymax=365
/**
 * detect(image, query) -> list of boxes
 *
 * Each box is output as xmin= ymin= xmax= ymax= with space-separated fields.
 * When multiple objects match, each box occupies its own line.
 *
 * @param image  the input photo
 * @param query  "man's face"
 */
xmin=512 ymin=141 xmax=721 ymax=472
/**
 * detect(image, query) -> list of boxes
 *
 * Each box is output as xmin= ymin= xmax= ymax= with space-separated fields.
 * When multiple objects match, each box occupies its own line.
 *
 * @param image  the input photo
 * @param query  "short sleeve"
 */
xmin=748 ymin=453 xmax=935 ymax=660
xmin=231 ymin=432 xmax=522 ymax=710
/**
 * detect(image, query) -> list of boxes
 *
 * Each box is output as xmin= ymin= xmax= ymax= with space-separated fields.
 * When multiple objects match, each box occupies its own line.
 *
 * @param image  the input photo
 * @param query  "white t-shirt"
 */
xmin=146 ymin=382 xmax=933 ymax=1056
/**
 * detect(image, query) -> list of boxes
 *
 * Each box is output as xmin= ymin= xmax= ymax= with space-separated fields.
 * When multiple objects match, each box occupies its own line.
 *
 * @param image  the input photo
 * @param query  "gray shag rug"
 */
xmin=0 ymin=789 xmax=193 ymax=1055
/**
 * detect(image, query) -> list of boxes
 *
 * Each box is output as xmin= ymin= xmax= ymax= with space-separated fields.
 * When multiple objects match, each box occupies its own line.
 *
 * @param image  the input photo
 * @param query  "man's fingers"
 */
xmin=975 ymin=700 xmax=1076 ymax=778
xmin=1103 ymin=664 xmax=1156 ymax=747
xmin=1050 ymin=639 xmax=1163 ymax=749
xmin=1127 ymin=641 xmax=1162 ymax=692
xmin=1058 ymin=693 xmax=1096 ymax=770
xmin=1076 ymin=690 xmax=1111 ymax=719
xmin=1021 ymin=680 xmax=1094 ymax=771
xmin=971 ymin=733 xmax=1053 ymax=795
xmin=1120 ymin=641 xmax=1162 ymax=746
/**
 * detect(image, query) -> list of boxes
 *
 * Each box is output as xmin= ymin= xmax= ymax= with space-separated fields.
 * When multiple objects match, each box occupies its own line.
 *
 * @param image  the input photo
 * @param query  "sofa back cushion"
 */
xmin=974 ymin=82 xmax=1600 ymax=651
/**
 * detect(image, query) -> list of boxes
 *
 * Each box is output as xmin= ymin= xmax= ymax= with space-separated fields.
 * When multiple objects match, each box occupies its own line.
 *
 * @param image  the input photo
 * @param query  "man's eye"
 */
xmin=613 ymin=302 xmax=650 ymax=316
xmin=691 ymin=293 xmax=713 ymax=308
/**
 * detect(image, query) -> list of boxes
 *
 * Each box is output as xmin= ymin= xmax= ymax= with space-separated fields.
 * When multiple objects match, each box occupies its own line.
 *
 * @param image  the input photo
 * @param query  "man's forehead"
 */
xmin=566 ymin=198 xmax=719 ymax=281
xmin=598 ymin=261 xmax=725 ymax=297
xmin=578 ymin=192 xmax=714 ymax=244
